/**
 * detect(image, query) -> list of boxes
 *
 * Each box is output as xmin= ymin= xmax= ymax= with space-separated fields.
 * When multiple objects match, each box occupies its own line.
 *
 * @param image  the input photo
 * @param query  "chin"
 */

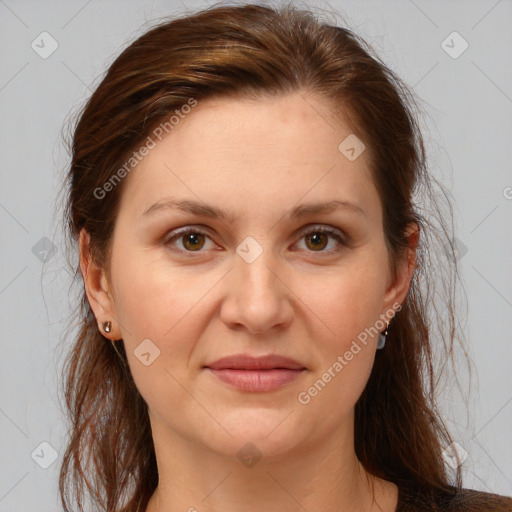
xmin=200 ymin=410 xmax=303 ymax=460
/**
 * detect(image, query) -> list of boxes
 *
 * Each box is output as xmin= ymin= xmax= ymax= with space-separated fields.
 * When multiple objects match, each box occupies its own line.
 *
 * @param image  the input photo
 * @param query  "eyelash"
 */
xmin=164 ymin=225 xmax=347 ymax=256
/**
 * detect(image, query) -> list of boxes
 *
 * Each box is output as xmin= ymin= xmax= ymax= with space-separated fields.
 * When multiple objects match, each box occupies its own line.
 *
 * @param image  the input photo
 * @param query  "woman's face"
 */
xmin=86 ymin=92 xmax=411 ymax=460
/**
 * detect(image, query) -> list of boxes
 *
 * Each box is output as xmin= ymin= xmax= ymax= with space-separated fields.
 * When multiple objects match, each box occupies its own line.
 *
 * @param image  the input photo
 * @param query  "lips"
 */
xmin=204 ymin=354 xmax=305 ymax=371
xmin=204 ymin=354 xmax=307 ymax=392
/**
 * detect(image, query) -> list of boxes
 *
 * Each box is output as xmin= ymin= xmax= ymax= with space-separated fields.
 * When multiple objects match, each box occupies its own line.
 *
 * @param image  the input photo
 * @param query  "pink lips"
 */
xmin=204 ymin=354 xmax=306 ymax=392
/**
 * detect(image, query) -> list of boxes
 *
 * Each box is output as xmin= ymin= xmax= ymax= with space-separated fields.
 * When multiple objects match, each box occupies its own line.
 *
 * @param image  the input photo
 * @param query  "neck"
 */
xmin=144 ymin=416 xmax=397 ymax=512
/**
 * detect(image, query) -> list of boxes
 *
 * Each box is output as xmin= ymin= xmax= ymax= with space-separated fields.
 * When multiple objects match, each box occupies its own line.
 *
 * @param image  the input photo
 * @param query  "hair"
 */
xmin=58 ymin=2 xmax=470 ymax=511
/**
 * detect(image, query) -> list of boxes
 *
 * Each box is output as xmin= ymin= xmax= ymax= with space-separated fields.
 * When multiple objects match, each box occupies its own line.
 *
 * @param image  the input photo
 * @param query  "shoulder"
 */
xmin=396 ymin=484 xmax=512 ymax=511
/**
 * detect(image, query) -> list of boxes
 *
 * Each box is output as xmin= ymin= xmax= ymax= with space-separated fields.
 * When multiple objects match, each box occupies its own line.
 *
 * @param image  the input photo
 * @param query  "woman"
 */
xmin=59 ymin=2 xmax=512 ymax=511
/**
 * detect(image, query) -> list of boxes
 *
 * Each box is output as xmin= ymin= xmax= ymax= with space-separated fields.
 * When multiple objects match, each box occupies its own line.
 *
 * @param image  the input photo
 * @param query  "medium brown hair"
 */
xmin=59 ymin=2 xmax=468 ymax=510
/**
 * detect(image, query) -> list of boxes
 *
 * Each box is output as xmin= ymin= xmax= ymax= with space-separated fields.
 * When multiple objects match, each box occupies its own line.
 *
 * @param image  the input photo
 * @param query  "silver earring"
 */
xmin=377 ymin=321 xmax=389 ymax=350
xmin=102 ymin=320 xmax=112 ymax=333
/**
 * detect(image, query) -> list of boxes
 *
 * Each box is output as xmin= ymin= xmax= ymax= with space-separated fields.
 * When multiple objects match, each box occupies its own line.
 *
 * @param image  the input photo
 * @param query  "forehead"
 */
xmin=118 ymin=92 xmax=379 ymax=222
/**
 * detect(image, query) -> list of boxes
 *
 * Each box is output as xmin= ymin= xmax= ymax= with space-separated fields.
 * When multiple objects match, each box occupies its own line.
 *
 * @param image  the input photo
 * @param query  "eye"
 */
xmin=164 ymin=227 xmax=217 ymax=253
xmin=294 ymin=225 xmax=347 ymax=254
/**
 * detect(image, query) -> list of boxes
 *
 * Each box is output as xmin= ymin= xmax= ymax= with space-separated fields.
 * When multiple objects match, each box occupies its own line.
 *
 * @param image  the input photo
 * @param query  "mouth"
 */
xmin=204 ymin=354 xmax=307 ymax=392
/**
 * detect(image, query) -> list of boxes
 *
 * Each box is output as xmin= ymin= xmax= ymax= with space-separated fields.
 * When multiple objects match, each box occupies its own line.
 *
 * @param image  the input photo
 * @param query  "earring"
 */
xmin=102 ymin=320 xmax=112 ymax=334
xmin=377 ymin=320 xmax=389 ymax=350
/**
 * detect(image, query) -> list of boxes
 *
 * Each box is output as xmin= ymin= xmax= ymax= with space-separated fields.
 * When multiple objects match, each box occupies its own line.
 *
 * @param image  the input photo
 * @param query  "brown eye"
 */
xmin=165 ymin=228 xmax=215 ymax=253
xmin=305 ymin=232 xmax=329 ymax=251
xmin=181 ymin=232 xmax=206 ymax=251
xmin=295 ymin=226 xmax=346 ymax=254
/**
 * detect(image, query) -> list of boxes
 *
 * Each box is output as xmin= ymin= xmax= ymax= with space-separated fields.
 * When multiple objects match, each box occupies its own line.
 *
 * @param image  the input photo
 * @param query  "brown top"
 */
xmin=396 ymin=484 xmax=512 ymax=511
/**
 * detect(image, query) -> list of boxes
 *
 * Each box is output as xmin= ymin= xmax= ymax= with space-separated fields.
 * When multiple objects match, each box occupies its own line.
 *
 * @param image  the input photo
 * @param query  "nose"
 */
xmin=219 ymin=243 xmax=294 ymax=335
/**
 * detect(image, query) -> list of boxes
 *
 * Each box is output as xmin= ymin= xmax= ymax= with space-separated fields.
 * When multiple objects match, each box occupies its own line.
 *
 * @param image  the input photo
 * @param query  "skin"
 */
xmin=81 ymin=91 xmax=418 ymax=512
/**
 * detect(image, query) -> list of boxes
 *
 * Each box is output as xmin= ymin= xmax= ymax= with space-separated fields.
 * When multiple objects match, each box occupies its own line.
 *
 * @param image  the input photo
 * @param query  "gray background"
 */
xmin=1 ymin=0 xmax=511 ymax=510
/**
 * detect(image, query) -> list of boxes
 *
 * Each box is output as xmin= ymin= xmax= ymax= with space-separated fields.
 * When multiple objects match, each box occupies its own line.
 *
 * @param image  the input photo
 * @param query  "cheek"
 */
xmin=293 ymin=261 xmax=384 ymax=417
xmin=109 ymin=256 xmax=205 ymax=407
xmin=294 ymin=254 xmax=389 ymax=348
xmin=110 ymin=246 xmax=208 ymax=336
xmin=109 ymin=249 xmax=227 ymax=382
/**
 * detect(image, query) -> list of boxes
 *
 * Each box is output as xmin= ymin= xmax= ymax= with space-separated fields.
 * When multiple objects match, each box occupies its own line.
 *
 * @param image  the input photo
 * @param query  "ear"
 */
xmin=381 ymin=222 xmax=419 ymax=317
xmin=79 ymin=229 xmax=122 ymax=340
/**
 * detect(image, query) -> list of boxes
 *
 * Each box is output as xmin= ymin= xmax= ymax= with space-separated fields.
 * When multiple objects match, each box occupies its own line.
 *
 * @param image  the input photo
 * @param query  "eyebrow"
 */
xmin=141 ymin=198 xmax=366 ymax=221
